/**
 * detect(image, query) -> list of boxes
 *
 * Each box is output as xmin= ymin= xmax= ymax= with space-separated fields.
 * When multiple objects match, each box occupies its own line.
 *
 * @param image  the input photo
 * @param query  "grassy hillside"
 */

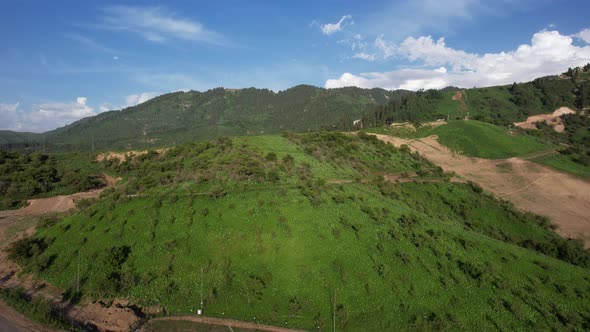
xmin=9 ymin=132 xmax=590 ymax=331
xmin=430 ymin=121 xmax=551 ymax=159
xmin=367 ymin=120 xmax=552 ymax=159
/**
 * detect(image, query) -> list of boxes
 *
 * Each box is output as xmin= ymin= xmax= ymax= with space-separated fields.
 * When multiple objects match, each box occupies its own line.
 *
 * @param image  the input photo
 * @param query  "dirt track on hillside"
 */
xmin=143 ymin=316 xmax=305 ymax=332
xmin=0 ymin=174 xmax=142 ymax=332
xmin=0 ymin=175 xmax=119 ymax=218
xmin=373 ymin=134 xmax=590 ymax=246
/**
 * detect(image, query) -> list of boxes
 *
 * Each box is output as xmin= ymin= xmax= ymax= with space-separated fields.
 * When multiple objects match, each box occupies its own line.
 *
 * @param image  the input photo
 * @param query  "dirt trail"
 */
xmin=143 ymin=316 xmax=305 ymax=332
xmin=372 ymin=134 xmax=590 ymax=246
xmin=0 ymin=174 xmax=119 ymax=218
xmin=0 ymin=299 xmax=56 ymax=332
xmin=452 ymin=90 xmax=468 ymax=113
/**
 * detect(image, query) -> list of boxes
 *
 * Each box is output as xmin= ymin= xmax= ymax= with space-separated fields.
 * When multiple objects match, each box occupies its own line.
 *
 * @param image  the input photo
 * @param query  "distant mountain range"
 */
xmin=0 ymin=85 xmax=407 ymax=151
xmin=1 ymin=64 xmax=588 ymax=152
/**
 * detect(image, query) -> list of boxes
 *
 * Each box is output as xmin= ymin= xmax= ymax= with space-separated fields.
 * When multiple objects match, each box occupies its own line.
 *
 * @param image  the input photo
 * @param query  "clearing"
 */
xmin=0 ymin=174 xmax=118 ymax=218
xmin=372 ymin=134 xmax=590 ymax=246
xmin=514 ymin=107 xmax=576 ymax=133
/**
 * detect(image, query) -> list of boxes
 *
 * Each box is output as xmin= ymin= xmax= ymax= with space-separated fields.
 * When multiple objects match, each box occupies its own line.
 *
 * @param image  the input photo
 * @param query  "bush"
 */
xmin=467 ymin=180 xmax=484 ymax=193
xmin=8 ymin=237 xmax=50 ymax=265
xmin=282 ymin=154 xmax=295 ymax=164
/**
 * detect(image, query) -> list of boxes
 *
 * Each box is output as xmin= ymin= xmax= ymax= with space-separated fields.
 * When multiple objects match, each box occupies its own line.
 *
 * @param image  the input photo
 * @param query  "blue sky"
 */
xmin=1 ymin=0 xmax=590 ymax=132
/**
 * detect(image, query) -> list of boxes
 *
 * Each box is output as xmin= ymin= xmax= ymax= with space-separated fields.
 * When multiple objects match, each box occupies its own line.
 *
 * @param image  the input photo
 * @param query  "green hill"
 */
xmin=2 ymin=64 xmax=588 ymax=156
xmin=10 ymin=132 xmax=590 ymax=331
xmin=0 ymin=86 xmax=405 ymax=152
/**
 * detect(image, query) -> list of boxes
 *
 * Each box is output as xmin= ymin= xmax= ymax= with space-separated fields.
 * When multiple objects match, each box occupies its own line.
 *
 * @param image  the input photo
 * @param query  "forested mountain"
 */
xmin=0 ymin=85 xmax=404 ymax=151
xmin=362 ymin=64 xmax=590 ymax=127
xmin=1 ymin=65 xmax=588 ymax=152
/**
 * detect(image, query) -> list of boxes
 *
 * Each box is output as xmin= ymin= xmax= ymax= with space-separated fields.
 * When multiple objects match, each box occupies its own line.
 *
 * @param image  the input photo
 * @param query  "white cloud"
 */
xmin=0 ymin=102 xmax=23 ymax=131
xmin=125 ymin=92 xmax=158 ymax=107
xmin=0 ymin=102 xmax=19 ymax=113
xmin=326 ymin=29 xmax=590 ymax=90
xmin=353 ymin=53 xmax=377 ymax=61
xmin=321 ymin=15 xmax=352 ymax=35
xmin=99 ymin=6 xmax=226 ymax=45
xmin=0 ymin=98 xmax=110 ymax=132
xmin=337 ymin=33 xmax=367 ymax=51
xmin=375 ymin=34 xmax=396 ymax=58
xmin=577 ymin=28 xmax=590 ymax=44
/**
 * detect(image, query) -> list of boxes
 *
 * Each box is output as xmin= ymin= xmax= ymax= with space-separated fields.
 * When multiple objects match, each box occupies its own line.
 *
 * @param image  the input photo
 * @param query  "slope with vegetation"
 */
xmin=364 ymin=64 xmax=590 ymax=129
xmin=7 ymin=132 xmax=590 ymax=331
xmin=0 ymin=86 xmax=404 ymax=152
xmin=363 ymin=64 xmax=590 ymax=178
xmin=0 ymin=150 xmax=104 ymax=210
xmin=366 ymin=120 xmax=553 ymax=160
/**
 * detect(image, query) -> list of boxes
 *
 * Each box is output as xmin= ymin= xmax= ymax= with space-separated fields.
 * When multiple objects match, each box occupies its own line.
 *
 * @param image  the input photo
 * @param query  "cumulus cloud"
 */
xmin=0 ymin=97 xmax=108 ymax=133
xmin=321 ymin=15 xmax=352 ymax=35
xmin=577 ymin=28 xmax=590 ymax=44
xmin=99 ymin=6 xmax=226 ymax=45
xmin=326 ymin=29 xmax=590 ymax=90
xmin=375 ymin=34 xmax=396 ymax=58
xmin=125 ymin=92 xmax=158 ymax=107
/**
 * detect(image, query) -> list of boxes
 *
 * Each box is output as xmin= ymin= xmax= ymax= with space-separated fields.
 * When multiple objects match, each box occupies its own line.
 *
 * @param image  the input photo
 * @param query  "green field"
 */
xmin=431 ymin=121 xmax=552 ymax=159
xmin=9 ymin=132 xmax=590 ymax=331
xmin=533 ymin=153 xmax=590 ymax=179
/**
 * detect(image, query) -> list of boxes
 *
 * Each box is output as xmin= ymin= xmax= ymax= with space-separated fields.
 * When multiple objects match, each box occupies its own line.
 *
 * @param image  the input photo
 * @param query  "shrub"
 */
xmin=282 ymin=154 xmax=295 ymax=164
xmin=8 ymin=237 xmax=50 ymax=265
xmin=467 ymin=180 xmax=484 ymax=193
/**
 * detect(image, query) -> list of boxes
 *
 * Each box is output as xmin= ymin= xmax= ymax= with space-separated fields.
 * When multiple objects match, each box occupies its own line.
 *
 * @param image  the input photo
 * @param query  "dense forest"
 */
xmin=0 ymin=151 xmax=103 ymax=209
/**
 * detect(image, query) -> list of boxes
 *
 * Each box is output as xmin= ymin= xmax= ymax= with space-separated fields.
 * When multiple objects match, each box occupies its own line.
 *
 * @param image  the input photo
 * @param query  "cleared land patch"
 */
xmin=372 ymin=134 xmax=590 ymax=246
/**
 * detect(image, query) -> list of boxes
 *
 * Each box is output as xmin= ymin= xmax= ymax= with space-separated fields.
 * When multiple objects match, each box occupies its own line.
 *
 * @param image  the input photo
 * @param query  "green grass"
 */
xmin=431 ymin=121 xmax=551 ymax=159
xmin=433 ymin=91 xmax=465 ymax=120
xmin=367 ymin=120 xmax=552 ymax=159
xmin=9 ymin=133 xmax=590 ymax=331
xmin=533 ymin=153 xmax=590 ymax=179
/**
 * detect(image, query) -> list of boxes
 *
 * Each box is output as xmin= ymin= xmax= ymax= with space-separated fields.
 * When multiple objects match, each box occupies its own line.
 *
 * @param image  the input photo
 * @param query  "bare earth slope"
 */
xmin=0 ymin=175 xmax=118 ymax=218
xmin=373 ymin=134 xmax=590 ymax=246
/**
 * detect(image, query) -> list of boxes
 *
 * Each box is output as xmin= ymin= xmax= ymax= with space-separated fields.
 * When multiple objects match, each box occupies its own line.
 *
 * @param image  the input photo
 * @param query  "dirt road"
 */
xmin=0 ymin=300 xmax=56 ymax=332
xmin=143 ymin=316 xmax=306 ymax=332
xmin=373 ymin=134 xmax=590 ymax=246
xmin=0 ymin=174 xmax=119 ymax=218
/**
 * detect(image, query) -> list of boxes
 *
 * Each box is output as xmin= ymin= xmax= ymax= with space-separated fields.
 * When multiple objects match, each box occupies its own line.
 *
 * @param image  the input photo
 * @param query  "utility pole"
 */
xmin=199 ymin=266 xmax=204 ymax=315
xmin=332 ymin=289 xmax=337 ymax=332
